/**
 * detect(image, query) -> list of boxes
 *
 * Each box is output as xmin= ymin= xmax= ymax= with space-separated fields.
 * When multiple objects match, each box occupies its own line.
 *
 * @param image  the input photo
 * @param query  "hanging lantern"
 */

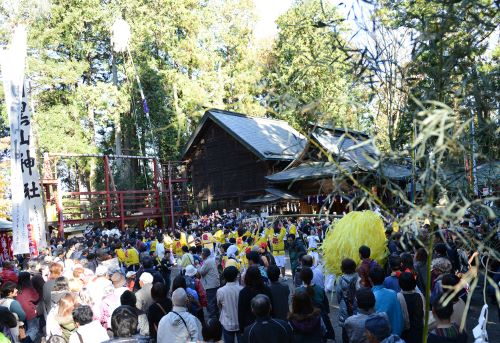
xmin=111 ymin=18 xmax=131 ymax=53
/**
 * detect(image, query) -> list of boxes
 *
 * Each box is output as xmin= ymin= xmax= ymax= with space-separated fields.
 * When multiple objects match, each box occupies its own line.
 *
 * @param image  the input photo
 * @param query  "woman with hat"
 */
xmin=184 ymin=265 xmax=207 ymax=322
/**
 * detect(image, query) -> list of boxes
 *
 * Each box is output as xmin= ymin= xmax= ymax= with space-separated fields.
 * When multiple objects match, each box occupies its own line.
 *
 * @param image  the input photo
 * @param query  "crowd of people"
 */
xmin=0 ymin=208 xmax=498 ymax=343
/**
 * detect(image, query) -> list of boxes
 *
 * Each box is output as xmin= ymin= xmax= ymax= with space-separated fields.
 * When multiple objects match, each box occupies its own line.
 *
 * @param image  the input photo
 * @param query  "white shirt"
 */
xmin=68 ymin=321 xmax=109 ymax=343
xmin=45 ymin=306 xmax=62 ymax=339
xmin=312 ymin=265 xmax=324 ymax=289
xmin=307 ymin=235 xmax=319 ymax=249
xmin=217 ymin=281 xmax=243 ymax=331
xmin=156 ymin=241 xmax=165 ymax=259
xmin=87 ymin=277 xmax=112 ymax=307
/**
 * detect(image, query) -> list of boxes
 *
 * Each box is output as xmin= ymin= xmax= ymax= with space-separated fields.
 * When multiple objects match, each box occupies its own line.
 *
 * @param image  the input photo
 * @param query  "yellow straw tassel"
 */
xmin=323 ymin=210 xmax=387 ymax=274
xmin=213 ymin=230 xmax=225 ymax=243
xmin=180 ymin=232 xmax=187 ymax=247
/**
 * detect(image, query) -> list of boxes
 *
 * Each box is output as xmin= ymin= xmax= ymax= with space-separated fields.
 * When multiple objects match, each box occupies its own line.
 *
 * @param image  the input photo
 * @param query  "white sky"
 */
xmin=253 ymin=0 xmax=293 ymax=40
xmin=253 ymin=0 xmax=498 ymax=57
xmin=252 ymin=0 xmax=363 ymax=40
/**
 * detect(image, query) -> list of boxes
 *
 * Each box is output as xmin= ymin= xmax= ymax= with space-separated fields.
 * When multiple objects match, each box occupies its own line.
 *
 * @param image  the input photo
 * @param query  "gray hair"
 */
xmin=251 ymin=294 xmax=271 ymax=318
xmin=172 ymin=287 xmax=187 ymax=307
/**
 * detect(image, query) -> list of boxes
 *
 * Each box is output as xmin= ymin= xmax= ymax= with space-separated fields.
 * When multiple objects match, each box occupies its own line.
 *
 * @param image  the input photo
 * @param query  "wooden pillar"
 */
xmin=168 ymin=162 xmax=175 ymax=229
xmin=119 ymin=192 xmax=125 ymax=230
xmin=104 ymin=155 xmax=111 ymax=219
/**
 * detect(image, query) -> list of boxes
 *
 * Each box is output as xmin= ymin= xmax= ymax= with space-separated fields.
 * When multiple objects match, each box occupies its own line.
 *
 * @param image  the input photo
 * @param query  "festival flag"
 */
xmin=2 ymin=26 xmax=46 ymax=255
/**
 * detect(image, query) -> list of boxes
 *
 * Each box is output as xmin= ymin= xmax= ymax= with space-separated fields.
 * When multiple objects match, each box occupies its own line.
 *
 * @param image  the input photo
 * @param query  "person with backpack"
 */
xmin=16 ymin=272 xmax=40 ymax=341
xmin=184 ymin=265 xmax=207 ymax=323
xmin=171 ymin=275 xmax=201 ymax=319
xmin=245 ymin=251 xmax=269 ymax=284
xmin=287 ymin=234 xmax=306 ymax=284
xmin=427 ymin=299 xmax=467 ymax=343
xmin=68 ymin=305 xmax=108 ymax=343
xmin=259 ymin=243 xmax=276 ymax=268
xmin=455 ymin=241 xmax=470 ymax=276
xmin=336 ymin=258 xmax=359 ymax=343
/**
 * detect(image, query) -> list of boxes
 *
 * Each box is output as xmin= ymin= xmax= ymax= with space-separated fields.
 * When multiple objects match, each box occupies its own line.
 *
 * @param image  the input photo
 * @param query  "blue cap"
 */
xmin=365 ymin=313 xmax=391 ymax=340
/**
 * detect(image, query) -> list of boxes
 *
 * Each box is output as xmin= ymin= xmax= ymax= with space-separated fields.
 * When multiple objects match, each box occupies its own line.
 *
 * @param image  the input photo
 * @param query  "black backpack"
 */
xmin=343 ymin=275 xmax=358 ymax=316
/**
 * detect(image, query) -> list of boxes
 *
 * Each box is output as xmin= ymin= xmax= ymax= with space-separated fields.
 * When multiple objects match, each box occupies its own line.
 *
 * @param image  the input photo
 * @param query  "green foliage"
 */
xmin=1 ymin=0 xmax=267 ymax=190
xmin=262 ymin=0 xmax=369 ymax=131
xmin=117 ymin=0 xmax=265 ymax=162
xmin=0 ymin=0 xmax=497 ymax=196
xmin=380 ymin=0 xmax=500 ymax=154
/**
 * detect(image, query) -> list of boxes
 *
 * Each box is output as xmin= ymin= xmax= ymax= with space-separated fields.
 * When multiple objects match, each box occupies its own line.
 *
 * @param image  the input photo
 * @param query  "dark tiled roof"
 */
xmin=181 ymin=109 xmax=306 ymax=161
xmin=266 ymin=161 xmax=356 ymax=183
xmin=312 ymin=127 xmax=379 ymax=168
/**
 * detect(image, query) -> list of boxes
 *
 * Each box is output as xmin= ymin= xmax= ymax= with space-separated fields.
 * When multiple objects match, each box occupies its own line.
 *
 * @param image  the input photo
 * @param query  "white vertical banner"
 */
xmin=2 ymin=25 xmax=46 ymax=255
xmin=21 ymin=83 xmax=47 ymax=254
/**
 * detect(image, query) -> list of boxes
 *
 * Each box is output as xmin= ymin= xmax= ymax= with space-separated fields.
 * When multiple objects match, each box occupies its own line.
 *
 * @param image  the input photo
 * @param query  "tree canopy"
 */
xmin=0 ymin=0 xmax=497 ymax=197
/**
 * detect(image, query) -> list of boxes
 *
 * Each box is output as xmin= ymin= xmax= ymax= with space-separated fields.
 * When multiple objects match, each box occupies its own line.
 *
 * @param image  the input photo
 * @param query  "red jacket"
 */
xmin=0 ymin=268 xmax=18 ymax=284
xmin=16 ymin=287 xmax=39 ymax=321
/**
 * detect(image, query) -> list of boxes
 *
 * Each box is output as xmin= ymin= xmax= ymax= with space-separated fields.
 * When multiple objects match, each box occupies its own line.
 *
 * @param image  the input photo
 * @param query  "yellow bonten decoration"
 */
xmin=144 ymin=219 xmax=157 ymax=228
xmin=323 ymin=210 xmax=387 ymax=274
xmin=213 ymin=230 xmax=225 ymax=243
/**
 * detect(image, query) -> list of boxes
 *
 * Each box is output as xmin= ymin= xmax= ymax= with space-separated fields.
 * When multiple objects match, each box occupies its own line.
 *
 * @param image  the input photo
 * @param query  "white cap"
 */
xmin=139 ymin=272 xmax=153 ymax=284
xmin=95 ymin=265 xmax=108 ymax=277
xmin=185 ymin=265 xmax=197 ymax=277
xmin=125 ymin=271 xmax=136 ymax=278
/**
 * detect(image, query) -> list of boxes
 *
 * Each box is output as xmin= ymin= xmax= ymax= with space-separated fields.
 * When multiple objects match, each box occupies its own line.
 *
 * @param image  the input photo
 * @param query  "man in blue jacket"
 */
xmin=369 ymin=266 xmax=404 ymax=336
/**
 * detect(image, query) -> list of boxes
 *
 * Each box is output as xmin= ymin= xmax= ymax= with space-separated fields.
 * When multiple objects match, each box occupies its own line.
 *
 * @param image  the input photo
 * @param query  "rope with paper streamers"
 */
xmin=111 ymin=18 xmax=156 ymax=155
xmin=322 ymin=210 xmax=387 ymax=274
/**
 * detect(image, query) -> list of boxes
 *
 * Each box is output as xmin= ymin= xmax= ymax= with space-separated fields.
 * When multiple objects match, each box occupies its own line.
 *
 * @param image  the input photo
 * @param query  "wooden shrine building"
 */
xmin=182 ymin=111 xmax=413 ymax=215
xmin=181 ymin=109 xmax=305 ymax=213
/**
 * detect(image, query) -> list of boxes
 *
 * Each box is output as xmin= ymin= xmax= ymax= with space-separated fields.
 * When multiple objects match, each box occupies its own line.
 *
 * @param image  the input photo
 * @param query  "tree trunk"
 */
xmin=87 ymin=104 xmax=97 ymax=191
